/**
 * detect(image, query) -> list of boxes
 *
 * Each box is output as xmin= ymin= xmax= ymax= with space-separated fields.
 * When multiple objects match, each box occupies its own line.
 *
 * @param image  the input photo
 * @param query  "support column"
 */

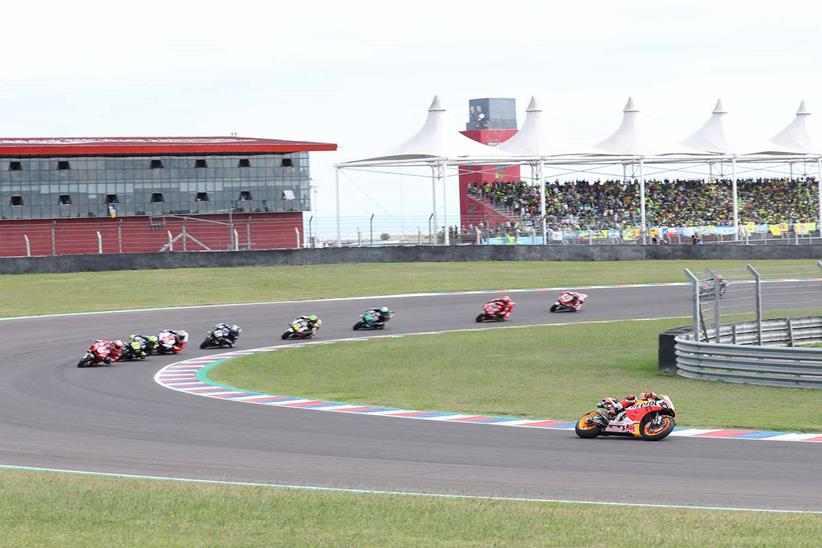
xmin=430 ymin=164 xmax=438 ymax=242
xmin=441 ymin=159 xmax=449 ymax=245
xmin=639 ymin=159 xmax=646 ymax=244
xmin=539 ymin=158 xmax=547 ymax=245
xmin=817 ymin=157 xmax=822 ymax=238
xmin=335 ymin=166 xmax=341 ymax=246
xmin=732 ymin=158 xmax=739 ymax=241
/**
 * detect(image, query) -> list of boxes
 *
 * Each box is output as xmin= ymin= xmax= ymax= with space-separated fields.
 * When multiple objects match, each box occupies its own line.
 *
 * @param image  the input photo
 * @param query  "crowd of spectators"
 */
xmin=467 ymin=178 xmax=819 ymax=230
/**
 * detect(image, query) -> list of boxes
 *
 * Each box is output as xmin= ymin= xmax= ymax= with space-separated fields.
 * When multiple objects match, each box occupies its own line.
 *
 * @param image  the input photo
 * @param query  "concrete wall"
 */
xmin=2 ymin=244 xmax=822 ymax=274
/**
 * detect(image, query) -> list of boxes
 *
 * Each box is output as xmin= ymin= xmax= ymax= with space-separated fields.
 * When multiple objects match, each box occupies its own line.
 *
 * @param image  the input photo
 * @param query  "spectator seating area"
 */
xmin=467 ymin=178 xmax=819 ymax=231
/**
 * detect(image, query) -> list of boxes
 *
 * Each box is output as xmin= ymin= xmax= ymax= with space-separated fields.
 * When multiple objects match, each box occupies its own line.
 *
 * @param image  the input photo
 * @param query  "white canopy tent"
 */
xmin=337 ymin=95 xmax=821 ymax=246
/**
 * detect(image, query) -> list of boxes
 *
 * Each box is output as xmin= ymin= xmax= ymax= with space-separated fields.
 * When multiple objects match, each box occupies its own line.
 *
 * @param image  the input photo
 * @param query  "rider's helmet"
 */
xmin=308 ymin=315 xmax=318 ymax=323
xmin=176 ymin=330 xmax=189 ymax=342
xmin=501 ymin=296 xmax=512 ymax=303
xmin=379 ymin=306 xmax=389 ymax=314
xmin=229 ymin=324 xmax=241 ymax=338
xmin=624 ymin=394 xmax=636 ymax=405
xmin=113 ymin=340 xmax=124 ymax=351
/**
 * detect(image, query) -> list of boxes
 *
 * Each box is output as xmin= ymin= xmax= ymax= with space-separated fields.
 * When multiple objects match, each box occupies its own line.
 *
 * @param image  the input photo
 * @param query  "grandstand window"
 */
xmin=57 ymin=160 xmax=71 ymax=170
xmin=194 ymin=159 xmax=208 ymax=168
xmin=10 ymin=195 xmax=23 ymax=206
xmin=150 ymin=159 xmax=164 ymax=169
xmin=58 ymin=194 xmax=72 ymax=205
xmin=239 ymin=191 xmax=252 ymax=201
xmin=195 ymin=192 xmax=209 ymax=202
xmin=105 ymin=194 xmax=119 ymax=204
xmin=150 ymin=192 xmax=165 ymax=203
xmin=238 ymin=159 xmax=251 ymax=168
xmin=9 ymin=161 xmax=22 ymax=171
xmin=281 ymin=158 xmax=294 ymax=167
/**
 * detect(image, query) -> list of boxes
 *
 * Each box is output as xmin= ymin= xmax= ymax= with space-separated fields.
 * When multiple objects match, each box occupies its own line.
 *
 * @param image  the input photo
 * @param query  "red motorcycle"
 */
xmin=550 ymin=291 xmax=587 ymax=312
xmin=575 ymin=394 xmax=677 ymax=441
xmin=77 ymin=340 xmax=122 ymax=368
xmin=475 ymin=299 xmax=516 ymax=323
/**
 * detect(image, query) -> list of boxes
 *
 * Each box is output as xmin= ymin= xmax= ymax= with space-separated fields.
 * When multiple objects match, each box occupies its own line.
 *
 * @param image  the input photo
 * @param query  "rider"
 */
xmin=90 ymin=339 xmax=124 ymax=364
xmin=157 ymin=329 xmax=189 ymax=353
xmin=213 ymin=323 xmax=242 ymax=343
xmin=128 ymin=334 xmax=158 ymax=357
xmin=558 ymin=291 xmax=585 ymax=309
xmin=297 ymin=315 xmax=322 ymax=334
xmin=366 ymin=306 xmax=393 ymax=324
xmin=599 ymin=392 xmax=659 ymax=417
xmin=486 ymin=296 xmax=515 ymax=317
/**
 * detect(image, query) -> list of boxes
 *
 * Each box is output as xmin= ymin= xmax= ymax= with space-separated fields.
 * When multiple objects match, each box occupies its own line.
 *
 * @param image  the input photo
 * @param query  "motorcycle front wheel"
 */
xmin=574 ymin=412 xmax=603 ymax=438
xmin=475 ymin=314 xmax=486 ymax=323
xmin=549 ymin=304 xmax=559 ymax=312
xmin=639 ymin=413 xmax=676 ymax=441
xmin=77 ymin=354 xmax=95 ymax=368
xmin=281 ymin=331 xmax=291 ymax=340
xmin=200 ymin=338 xmax=211 ymax=350
xmin=353 ymin=321 xmax=363 ymax=331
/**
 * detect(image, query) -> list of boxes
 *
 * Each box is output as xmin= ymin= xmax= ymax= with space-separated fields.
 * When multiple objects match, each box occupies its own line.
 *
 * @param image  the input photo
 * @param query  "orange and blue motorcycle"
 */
xmin=575 ymin=395 xmax=677 ymax=441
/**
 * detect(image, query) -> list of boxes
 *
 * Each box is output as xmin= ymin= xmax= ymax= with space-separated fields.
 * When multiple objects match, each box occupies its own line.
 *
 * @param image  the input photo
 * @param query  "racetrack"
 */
xmin=1 ymin=284 xmax=820 ymax=512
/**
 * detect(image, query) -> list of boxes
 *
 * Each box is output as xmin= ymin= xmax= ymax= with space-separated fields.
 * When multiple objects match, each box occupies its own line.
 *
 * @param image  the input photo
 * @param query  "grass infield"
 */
xmin=1 ymin=259 xmax=817 ymax=317
xmin=1 ymin=470 xmax=819 ymax=547
xmin=211 ymin=316 xmax=822 ymax=433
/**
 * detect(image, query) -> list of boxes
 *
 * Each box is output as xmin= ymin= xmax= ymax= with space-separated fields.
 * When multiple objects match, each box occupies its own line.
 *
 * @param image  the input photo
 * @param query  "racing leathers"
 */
xmin=599 ymin=392 xmax=659 ymax=417
xmin=89 ymin=339 xmax=124 ymax=364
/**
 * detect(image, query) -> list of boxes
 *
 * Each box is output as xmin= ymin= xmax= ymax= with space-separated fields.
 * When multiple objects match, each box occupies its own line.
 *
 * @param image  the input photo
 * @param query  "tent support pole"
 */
xmin=639 ymin=159 xmax=646 ymax=244
xmin=732 ymin=158 xmax=739 ymax=241
xmin=335 ymin=166 xmax=341 ymax=246
xmin=817 ymin=157 xmax=822 ymax=239
xmin=441 ymin=159 xmax=449 ymax=245
xmin=539 ymin=158 xmax=546 ymax=245
xmin=430 ymin=164 xmax=438 ymax=243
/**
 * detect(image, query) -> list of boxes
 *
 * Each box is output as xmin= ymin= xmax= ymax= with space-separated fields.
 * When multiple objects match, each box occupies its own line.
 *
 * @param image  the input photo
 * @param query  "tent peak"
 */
xmin=525 ymin=96 xmax=542 ymax=112
xmin=712 ymin=99 xmax=727 ymax=115
xmin=797 ymin=100 xmax=811 ymax=116
xmin=428 ymin=95 xmax=445 ymax=112
xmin=623 ymin=97 xmax=638 ymax=113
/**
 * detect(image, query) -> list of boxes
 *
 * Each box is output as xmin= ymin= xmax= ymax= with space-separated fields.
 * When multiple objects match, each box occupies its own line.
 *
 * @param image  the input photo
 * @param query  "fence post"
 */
xmin=417 ymin=227 xmax=422 ymax=245
xmin=233 ymin=229 xmax=240 ymax=251
xmin=732 ymin=323 xmax=737 ymax=344
xmin=705 ymin=267 xmax=721 ymax=342
xmin=475 ymin=226 xmax=481 ymax=245
xmin=117 ymin=219 xmax=123 ymax=253
xmin=369 ymin=214 xmax=374 ymax=246
xmin=294 ymin=227 xmax=301 ymax=249
xmin=530 ymin=227 xmax=536 ymax=245
xmin=24 ymin=234 xmax=31 ymax=257
xmin=794 ymin=229 xmax=799 ymax=246
xmin=786 ymin=318 xmax=794 ymax=346
xmin=684 ymin=269 xmax=700 ymax=341
xmin=246 ymin=219 xmax=251 ymax=250
xmin=51 ymin=220 xmax=57 ymax=256
xmin=357 ymin=228 xmax=362 ymax=247
xmin=747 ymin=264 xmax=762 ymax=345
xmin=587 ymin=230 xmax=593 ymax=245
xmin=308 ymin=216 xmax=314 ymax=248
xmin=428 ymin=214 xmax=434 ymax=244
xmin=182 ymin=218 xmax=188 ymax=252
xmin=167 ymin=230 xmax=173 ymax=252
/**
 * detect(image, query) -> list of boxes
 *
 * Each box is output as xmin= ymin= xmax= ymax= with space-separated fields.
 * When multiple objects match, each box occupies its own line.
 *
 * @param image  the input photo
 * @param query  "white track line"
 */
xmin=0 ymin=464 xmax=818 ymax=514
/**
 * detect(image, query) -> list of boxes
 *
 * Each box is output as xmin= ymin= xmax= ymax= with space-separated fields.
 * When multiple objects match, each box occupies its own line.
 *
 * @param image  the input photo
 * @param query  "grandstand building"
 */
xmin=0 ymin=136 xmax=336 ymax=256
xmin=459 ymin=98 xmax=521 ymax=228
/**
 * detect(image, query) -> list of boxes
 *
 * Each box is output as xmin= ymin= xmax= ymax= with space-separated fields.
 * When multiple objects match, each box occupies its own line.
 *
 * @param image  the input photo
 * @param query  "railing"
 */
xmin=674 ymin=317 xmax=822 ymax=388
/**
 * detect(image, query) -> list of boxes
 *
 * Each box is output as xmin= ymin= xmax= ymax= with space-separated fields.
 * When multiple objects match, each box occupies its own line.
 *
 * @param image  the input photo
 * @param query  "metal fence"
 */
xmin=675 ymin=261 xmax=822 ymax=388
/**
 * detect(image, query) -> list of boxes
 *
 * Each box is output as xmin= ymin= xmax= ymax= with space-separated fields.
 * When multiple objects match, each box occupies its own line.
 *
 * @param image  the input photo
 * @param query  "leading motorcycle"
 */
xmin=550 ymin=291 xmax=588 ymax=312
xmin=475 ymin=300 xmax=516 ymax=323
xmin=575 ymin=394 xmax=677 ymax=441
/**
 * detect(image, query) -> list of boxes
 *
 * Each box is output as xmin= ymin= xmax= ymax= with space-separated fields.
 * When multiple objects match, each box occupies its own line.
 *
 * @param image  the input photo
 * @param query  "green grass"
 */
xmin=1 ymin=259 xmax=817 ymax=317
xmin=1 ymin=470 xmax=819 ymax=547
xmin=211 ymin=317 xmax=822 ymax=432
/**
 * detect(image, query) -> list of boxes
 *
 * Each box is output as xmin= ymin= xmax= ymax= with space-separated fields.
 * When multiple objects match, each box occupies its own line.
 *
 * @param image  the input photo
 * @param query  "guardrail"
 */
xmin=674 ymin=317 xmax=822 ymax=388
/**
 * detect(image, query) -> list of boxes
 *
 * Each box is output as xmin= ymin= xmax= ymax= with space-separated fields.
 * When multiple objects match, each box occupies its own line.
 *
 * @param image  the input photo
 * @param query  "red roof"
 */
xmin=0 ymin=136 xmax=337 ymax=156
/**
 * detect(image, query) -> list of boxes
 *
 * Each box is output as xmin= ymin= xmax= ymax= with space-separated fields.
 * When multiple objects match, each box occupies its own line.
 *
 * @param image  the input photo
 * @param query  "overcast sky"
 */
xmin=3 ymin=0 xmax=821 ymax=230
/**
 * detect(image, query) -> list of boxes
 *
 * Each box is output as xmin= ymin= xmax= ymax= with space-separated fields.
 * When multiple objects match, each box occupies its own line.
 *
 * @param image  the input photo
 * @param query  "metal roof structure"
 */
xmin=0 ymin=136 xmax=337 ymax=156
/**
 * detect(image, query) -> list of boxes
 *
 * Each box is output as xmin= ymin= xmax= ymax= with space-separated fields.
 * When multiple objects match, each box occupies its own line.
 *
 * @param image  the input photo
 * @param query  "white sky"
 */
xmin=3 ymin=0 xmax=821 ymax=229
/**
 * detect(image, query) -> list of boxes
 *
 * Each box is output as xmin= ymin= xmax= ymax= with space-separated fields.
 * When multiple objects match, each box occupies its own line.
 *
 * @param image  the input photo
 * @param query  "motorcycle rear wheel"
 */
xmin=574 ymin=412 xmax=602 ymax=438
xmin=639 ymin=413 xmax=676 ymax=441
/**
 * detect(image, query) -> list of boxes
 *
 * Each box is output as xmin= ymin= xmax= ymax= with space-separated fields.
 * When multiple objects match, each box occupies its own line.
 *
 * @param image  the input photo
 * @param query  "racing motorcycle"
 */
xmin=77 ymin=340 xmax=119 ymax=368
xmin=575 ymin=394 xmax=677 ymax=441
xmin=120 ymin=338 xmax=149 ymax=361
xmin=281 ymin=318 xmax=322 ymax=340
xmin=475 ymin=300 xmax=516 ymax=323
xmin=156 ymin=330 xmax=188 ymax=355
xmin=200 ymin=324 xmax=241 ymax=349
xmin=353 ymin=310 xmax=393 ymax=330
xmin=550 ymin=291 xmax=588 ymax=313
xmin=699 ymin=276 xmax=729 ymax=298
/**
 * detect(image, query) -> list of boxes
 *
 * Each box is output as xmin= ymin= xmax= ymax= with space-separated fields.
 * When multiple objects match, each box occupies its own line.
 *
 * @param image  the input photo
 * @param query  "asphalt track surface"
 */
xmin=1 ymin=284 xmax=821 ymax=512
